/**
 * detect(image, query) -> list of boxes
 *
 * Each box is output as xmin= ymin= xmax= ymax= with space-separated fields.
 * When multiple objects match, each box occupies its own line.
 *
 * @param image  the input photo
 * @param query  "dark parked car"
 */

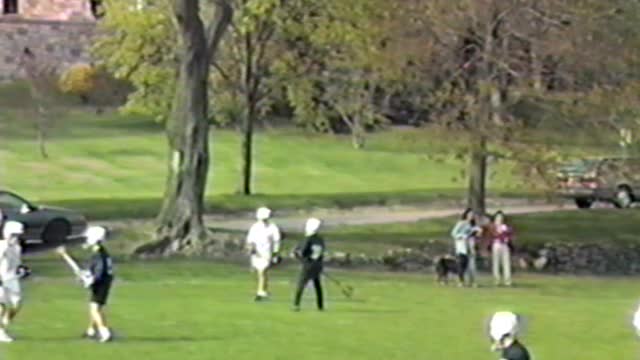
xmin=556 ymin=157 xmax=640 ymax=209
xmin=0 ymin=190 xmax=87 ymax=246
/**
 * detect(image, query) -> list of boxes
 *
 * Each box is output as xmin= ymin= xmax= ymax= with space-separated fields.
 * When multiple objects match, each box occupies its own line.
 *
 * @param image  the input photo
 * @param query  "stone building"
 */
xmin=0 ymin=0 xmax=100 ymax=82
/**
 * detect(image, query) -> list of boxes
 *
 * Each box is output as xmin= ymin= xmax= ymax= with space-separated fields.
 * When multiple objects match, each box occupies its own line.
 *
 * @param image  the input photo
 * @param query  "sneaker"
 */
xmin=0 ymin=330 xmax=14 ymax=343
xmin=98 ymin=328 xmax=112 ymax=343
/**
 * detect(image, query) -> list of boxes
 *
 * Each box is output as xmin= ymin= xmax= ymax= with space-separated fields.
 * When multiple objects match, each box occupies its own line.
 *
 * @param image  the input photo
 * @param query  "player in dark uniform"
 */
xmin=500 ymin=339 xmax=530 ymax=360
xmin=293 ymin=218 xmax=325 ymax=312
xmin=82 ymin=226 xmax=114 ymax=343
xmin=489 ymin=311 xmax=531 ymax=360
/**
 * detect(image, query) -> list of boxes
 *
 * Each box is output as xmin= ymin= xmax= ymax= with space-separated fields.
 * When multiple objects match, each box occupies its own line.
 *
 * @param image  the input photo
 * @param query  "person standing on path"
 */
xmin=489 ymin=211 xmax=515 ymax=287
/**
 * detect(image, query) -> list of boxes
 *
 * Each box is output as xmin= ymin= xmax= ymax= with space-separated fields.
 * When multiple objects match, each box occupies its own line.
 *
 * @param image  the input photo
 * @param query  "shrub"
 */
xmin=58 ymin=63 xmax=98 ymax=98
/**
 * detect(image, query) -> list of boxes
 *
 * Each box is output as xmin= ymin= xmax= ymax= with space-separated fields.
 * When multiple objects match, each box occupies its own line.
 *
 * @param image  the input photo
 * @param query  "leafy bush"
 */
xmin=58 ymin=63 xmax=98 ymax=97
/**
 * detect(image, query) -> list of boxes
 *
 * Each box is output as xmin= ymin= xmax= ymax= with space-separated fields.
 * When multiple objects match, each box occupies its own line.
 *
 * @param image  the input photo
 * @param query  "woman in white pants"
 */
xmin=490 ymin=211 xmax=514 ymax=287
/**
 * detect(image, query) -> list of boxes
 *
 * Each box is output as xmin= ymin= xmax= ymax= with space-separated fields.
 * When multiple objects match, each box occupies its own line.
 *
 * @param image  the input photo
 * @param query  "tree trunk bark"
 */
xmin=153 ymin=37 xmax=211 ymax=254
xmin=240 ymin=105 xmax=255 ymax=195
xmin=467 ymin=136 xmax=487 ymax=215
xmin=36 ymin=106 xmax=48 ymax=159
xmin=141 ymin=0 xmax=232 ymax=256
xmin=240 ymin=30 xmax=255 ymax=195
xmin=351 ymin=117 xmax=365 ymax=149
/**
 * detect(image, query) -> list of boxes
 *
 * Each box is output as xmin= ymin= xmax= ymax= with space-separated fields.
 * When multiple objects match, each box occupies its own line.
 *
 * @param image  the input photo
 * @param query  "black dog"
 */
xmin=434 ymin=255 xmax=460 ymax=285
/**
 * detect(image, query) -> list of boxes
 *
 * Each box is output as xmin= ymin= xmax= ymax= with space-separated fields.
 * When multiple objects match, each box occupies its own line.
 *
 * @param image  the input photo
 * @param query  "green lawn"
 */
xmin=318 ymin=209 xmax=640 ymax=254
xmin=4 ymin=260 xmax=638 ymax=359
xmin=0 ymin=108 xmax=544 ymax=220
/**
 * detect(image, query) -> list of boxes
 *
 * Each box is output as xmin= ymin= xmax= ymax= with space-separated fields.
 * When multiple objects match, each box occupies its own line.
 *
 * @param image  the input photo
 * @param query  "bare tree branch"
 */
xmin=206 ymin=0 xmax=233 ymax=60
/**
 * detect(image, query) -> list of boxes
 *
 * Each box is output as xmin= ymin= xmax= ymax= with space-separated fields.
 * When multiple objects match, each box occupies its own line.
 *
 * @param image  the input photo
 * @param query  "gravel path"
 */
xmin=99 ymin=198 xmax=585 ymax=232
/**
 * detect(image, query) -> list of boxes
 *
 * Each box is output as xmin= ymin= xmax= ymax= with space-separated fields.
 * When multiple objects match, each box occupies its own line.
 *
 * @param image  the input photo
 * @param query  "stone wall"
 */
xmin=323 ymin=242 xmax=640 ymax=276
xmin=0 ymin=18 xmax=96 ymax=82
xmin=1 ymin=0 xmax=94 ymax=21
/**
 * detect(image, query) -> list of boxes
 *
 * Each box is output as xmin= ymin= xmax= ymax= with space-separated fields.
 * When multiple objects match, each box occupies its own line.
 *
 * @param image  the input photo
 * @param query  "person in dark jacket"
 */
xmin=81 ymin=226 xmax=114 ymax=342
xmin=293 ymin=218 xmax=325 ymax=312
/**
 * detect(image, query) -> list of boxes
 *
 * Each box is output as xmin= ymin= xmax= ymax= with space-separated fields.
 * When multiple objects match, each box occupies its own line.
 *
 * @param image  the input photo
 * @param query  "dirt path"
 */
xmin=99 ymin=198 xmax=584 ymax=233
xmin=203 ymin=202 xmax=575 ymax=232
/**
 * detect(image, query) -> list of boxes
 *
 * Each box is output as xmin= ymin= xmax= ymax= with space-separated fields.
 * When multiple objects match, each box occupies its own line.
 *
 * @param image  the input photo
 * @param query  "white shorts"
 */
xmin=0 ymin=280 xmax=21 ymax=307
xmin=251 ymin=255 xmax=271 ymax=272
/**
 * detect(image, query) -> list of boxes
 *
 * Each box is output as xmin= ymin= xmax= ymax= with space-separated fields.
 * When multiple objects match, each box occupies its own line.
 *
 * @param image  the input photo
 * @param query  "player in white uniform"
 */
xmin=246 ymin=207 xmax=281 ymax=301
xmin=0 ymin=221 xmax=25 ymax=343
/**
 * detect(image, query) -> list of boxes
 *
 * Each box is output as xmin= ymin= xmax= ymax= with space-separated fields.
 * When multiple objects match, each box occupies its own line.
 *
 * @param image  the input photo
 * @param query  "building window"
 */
xmin=3 ymin=0 xmax=18 ymax=14
xmin=90 ymin=0 xmax=104 ymax=19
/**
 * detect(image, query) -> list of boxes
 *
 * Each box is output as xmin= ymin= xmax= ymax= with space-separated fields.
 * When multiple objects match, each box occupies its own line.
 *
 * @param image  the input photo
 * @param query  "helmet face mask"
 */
xmin=305 ymin=218 xmax=322 ymax=236
xmin=488 ymin=311 xmax=520 ymax=351
xmin=83 ymin=226 xmax=107 ymax=249
xmin=2 ymin=221 xmax=24 ymax=241
xmin=256 ymin=207 xmax=271 ymax=221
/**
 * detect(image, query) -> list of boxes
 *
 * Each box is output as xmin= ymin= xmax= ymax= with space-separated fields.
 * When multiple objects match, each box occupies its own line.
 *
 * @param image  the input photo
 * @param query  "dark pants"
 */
xmin=456 ymin=254 xmax=469 ymax=283
xmin=294 ymin=265 xmax=323 ymax=310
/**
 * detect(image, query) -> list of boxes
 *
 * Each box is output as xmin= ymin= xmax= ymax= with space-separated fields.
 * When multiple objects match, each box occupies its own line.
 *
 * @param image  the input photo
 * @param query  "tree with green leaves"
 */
xmin=275 ymin=0 xmax=391 ymax=149
xmin=107 ymin=0 xmax=231 ymax=254
xmin=212 ymin=0 xmax=286 ymax=195
xmin=390 ymin=0 xmax=640 ymax=214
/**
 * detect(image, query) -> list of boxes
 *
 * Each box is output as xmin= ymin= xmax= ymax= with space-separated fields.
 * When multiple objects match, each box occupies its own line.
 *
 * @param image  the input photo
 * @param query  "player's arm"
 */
xmin=272 ymin=225 xmax=282 ymax=254
xmin=245 ymin=226 xmax=257 ymax=255
xmin=293 ymin=238 xmax=308 ymax=260
xmin=86 ymin=256 xmax=103 ymax=286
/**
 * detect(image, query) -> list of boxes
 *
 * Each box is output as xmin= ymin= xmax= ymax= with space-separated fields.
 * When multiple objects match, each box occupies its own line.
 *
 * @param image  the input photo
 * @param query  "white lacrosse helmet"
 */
xmin=305 ymin=218 xmax=322 ymax=236
xmin=256 ymin=207 xmax=272 ymax=221
xmin=3 ymin=221 xmax=24 ymax=240
xmin=84 ymin=226 xmax=107 ymax=247
xmin=489 ymin=311 xmax=520 ymax=342
xmin=633 ymin=304 xmax=640 ymax=336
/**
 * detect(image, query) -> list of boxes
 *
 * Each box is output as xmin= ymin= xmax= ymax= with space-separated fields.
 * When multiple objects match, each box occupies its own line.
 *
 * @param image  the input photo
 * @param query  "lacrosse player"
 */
xmin=0 ymin=221 xmax=25 ymax=342
xmin=488 ymin=311 xmax=531 ymax=360
xmin=293 ymin=218 xmax=325 ymax=312
xmin=58 ymin=226 xmax=114 ymax=342
xmin=246 ymin=207 xmax=281 ymax=301
xmin=633 ymin=303 xmax=640 ymax=337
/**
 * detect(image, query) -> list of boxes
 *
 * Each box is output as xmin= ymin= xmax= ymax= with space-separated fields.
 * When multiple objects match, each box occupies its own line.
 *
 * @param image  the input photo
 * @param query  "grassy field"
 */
xmin=0 ymin=107 xmax=571 ymax=220
xmin=3 ymin=259 xmax=638 ymax=360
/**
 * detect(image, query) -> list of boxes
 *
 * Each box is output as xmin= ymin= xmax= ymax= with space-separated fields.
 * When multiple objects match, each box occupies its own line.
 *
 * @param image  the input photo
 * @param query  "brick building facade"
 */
xmin=0 ymin=0 xmax=99 ymax=82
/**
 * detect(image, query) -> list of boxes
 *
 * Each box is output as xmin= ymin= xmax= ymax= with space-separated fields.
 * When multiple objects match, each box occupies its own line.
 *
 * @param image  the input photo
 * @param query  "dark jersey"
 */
xmin=295 ymin=234 xmax=325 ymax=266
xmin=501 ymin=341 xmax=530 ymax=360
xmin=87 ymin=246 xmax=114 ymax=284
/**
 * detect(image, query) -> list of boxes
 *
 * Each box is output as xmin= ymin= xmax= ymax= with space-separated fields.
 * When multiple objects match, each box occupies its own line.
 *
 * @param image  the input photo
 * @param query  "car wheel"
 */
xmin=575 ymin=198 xmax=594 ymax=209
xmin=614 ymin=187 xmax=634 ymax=209
xmin=42 ymin=220 xmax=71 ymax=244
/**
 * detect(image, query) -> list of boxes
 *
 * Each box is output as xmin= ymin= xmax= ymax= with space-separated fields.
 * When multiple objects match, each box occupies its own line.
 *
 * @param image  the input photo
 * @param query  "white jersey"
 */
xmin=0 ymin=241 xmax=21 ymax=282
xmin=246 ymin=221 xmax=281 ymax=258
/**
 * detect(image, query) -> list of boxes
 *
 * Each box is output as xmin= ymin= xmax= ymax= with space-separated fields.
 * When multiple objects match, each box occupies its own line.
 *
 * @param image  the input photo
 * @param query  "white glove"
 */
xmin=79 ymin=270 xmax=94 ymax=288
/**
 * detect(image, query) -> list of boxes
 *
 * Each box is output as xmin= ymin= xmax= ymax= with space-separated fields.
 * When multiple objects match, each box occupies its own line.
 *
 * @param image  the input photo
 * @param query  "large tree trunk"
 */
xmin=467 ymin=136 xmax=487 ymax=215
xmin=155 ymin=23 xmax=210 ymax=253
xmin=137 ymin=0 xmax=232 ymax=256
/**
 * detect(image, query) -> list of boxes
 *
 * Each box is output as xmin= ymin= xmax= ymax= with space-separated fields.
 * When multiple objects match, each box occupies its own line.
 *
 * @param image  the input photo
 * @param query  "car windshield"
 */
xmin=558 ymin=159 xmax=600 ymax=175
xmin=0 ymin=193 xmax=29 ymax=210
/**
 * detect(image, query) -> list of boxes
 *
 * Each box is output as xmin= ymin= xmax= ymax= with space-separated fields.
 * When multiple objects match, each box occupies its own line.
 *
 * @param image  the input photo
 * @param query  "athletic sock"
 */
xmin=86 ymin=327 xmax=96 ymax=337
